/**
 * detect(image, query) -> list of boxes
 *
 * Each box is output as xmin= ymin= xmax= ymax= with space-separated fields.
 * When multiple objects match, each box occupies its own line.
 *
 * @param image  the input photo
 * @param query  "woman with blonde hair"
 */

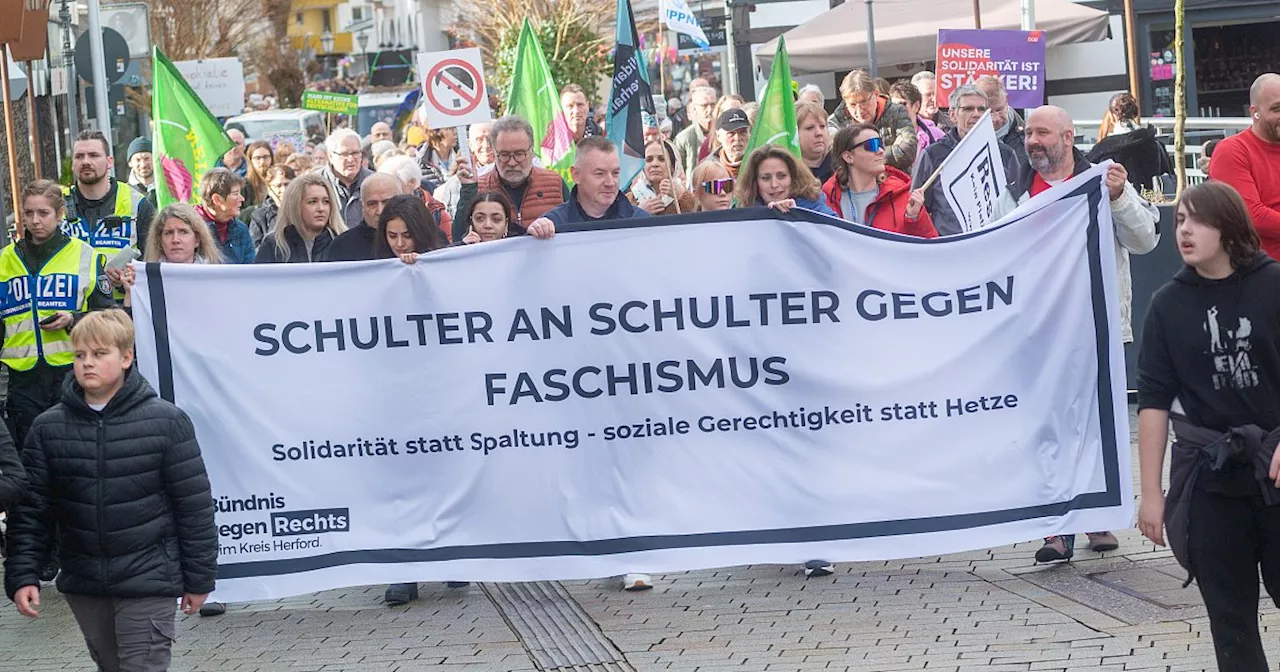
xmin=691 ymin=160 xmax=734 ymax=212
xmin=110 ymin=203 xmax=225 ymax=308
xmin=734 ymin=144 xmax=836 ymax=216
xmin=254 ymin=173 xmax=346 ymax=263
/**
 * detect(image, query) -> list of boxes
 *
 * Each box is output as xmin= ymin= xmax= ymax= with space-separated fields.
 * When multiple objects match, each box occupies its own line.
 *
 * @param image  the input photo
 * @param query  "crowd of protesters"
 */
xmin=0 ymin=62 xmax=1277 ymax=671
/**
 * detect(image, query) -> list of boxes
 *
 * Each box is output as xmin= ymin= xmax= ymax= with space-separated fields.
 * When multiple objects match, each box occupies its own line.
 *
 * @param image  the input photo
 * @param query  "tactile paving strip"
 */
xmin=484 ymin=581 xmax=635 ymax=671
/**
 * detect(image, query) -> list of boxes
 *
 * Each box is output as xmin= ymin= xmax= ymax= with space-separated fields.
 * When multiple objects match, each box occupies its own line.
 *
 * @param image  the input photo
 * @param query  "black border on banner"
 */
xmin=144 ymin=177 xmax=1121 ymax=580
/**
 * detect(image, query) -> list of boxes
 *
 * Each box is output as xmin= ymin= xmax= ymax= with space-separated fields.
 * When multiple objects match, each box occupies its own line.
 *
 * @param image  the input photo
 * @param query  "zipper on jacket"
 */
xmin=96 ymin=416 xmax=107 ymax=586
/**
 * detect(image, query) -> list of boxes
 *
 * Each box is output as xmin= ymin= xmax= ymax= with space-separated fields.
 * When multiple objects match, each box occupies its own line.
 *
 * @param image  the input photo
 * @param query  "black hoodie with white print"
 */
xmin=1138 ymin=252 xmax=1280 ymax=494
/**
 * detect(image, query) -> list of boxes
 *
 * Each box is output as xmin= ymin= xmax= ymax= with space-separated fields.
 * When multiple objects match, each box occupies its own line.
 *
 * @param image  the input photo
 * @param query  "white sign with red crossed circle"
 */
xmin=416 ymin=48 xmax=493 ymax=129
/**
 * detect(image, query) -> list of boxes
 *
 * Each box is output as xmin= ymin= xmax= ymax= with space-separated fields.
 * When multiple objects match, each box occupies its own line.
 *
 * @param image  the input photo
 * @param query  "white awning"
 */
xmin=759 ymin=0 xmax=1110 ymax=74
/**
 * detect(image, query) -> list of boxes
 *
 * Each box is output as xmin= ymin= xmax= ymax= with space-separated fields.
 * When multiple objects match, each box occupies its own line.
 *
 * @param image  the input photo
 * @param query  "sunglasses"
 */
xmin=855 ymin=136 xmax=884 ymax=153
xmin=701 ymin=177 xmax=735 ymax=195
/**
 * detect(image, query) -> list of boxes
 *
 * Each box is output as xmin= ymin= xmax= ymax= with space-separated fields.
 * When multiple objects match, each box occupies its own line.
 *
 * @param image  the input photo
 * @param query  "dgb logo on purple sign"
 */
xmin=936 ymin=29 xmax=1047 ymax=109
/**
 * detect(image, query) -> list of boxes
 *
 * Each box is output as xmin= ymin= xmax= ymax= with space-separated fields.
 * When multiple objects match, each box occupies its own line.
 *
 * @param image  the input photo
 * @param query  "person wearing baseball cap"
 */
xmin=126 ymin=137 xmax=155 ymax=195
xmin=712 ymin=108 xmax=750 ymax=179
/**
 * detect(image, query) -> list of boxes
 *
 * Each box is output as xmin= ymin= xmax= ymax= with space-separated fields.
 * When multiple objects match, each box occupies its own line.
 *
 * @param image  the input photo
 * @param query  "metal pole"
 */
xmin=86 ymin=0 xmax=111 ymax=138
xmin=1 ymin=45 xmax=24 ymax=234
xmin=1020 ymin=0 xmax=1034 ymax=30
xmin=724 ymin=7 xmax=738 ymax=96
xmin=60 ymin=0 xmax=77 ymax=142
xmin=1123 ymin=0 xmax=1141 ymax=108
xmin=25 ymin=64 xmax=40 ymax=178
xmin=865 ymin=0 xmax=877 ymax=75
xmin=972 ymin=0 xmax=981 ymax=28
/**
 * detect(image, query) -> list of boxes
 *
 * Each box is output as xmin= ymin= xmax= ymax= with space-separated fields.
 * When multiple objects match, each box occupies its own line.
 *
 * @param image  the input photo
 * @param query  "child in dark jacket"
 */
xmin=4 ymin=309 xmax=217 ymax=672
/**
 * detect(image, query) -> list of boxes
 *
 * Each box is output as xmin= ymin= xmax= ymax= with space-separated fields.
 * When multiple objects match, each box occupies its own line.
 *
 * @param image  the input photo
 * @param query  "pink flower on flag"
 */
xmin=541 ymin=112 xmax=575 ymax=164
xmin=160 ymin=155 xmax=194 ymax=203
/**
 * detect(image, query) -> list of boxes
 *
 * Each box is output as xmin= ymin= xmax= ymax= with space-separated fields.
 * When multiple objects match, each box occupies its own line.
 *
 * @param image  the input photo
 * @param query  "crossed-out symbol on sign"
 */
xmin=426 ymin=59 xmax=484 ymax=117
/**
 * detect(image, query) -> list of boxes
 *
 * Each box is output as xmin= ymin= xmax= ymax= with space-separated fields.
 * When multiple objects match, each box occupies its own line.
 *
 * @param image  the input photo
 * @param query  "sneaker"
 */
xmin=445 ymin=581 xmax=470 ymax=588
xmin=384 ymin=583 xmax=419 ymax=606
xmin=1035 ymin=535 xmax=1075 ymax=563
xmin=1087 ymin=531 xmax=1120 ymax=552
xmin=803 ymin=560 xmax=835 ymax=577
xmin=621 ymin=573 xmax=653 ymax=591
xmin=198 ymin=601 xmax=226 ymax=617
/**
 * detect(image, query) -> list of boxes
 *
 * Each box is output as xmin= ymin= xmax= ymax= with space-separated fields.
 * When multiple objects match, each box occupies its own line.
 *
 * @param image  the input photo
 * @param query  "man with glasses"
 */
xmin=453 ymin=115 xmax=569 ymax=243
xmin=323 ymin=129 xmax=376 ymax=231
xmin=827 ymin=70 xmax=917 ymax=173
xmin=675 ymin=86 xmax=718 ymax=179
xmin=910 ymin=84 xmax=1021 ymax=236
xmin=975 ymin=76 xmax=1028 ymax=165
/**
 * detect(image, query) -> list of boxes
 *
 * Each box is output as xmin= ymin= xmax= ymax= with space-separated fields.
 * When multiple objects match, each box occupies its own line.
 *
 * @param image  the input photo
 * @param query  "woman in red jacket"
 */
xmin=821 ymin=123 xmax=937 ymax=238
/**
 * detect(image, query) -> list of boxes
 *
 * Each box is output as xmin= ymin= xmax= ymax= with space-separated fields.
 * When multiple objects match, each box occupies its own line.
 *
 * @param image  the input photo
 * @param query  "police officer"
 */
xmin=3 ymin=179 xmax=116 ymax=450
xmin=62 ymin=131 xmax=155 ymax=274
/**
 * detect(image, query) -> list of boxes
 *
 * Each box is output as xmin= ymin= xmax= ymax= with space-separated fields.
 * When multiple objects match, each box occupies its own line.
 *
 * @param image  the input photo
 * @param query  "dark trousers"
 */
xmin=64 ymin=594 xmax=177 ymax=672
xmin=1188 ymin=487 xmax=1280 ymax=672
xmin=4 ymin=363 xmax=71 ymax=448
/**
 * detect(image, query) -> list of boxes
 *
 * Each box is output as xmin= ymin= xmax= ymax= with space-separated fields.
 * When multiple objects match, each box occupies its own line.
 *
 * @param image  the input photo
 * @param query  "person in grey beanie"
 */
xmin=126 ymin=137 xmax=154 ymax=195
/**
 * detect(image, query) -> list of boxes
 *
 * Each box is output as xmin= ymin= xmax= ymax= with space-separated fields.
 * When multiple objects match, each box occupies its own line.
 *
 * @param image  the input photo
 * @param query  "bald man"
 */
xmin=1209 ymin=73 xmax=1280 ymax=258
xmin=997 ymin=105 xmax=1159 ymax=564
xmin=369 ymin=122 xmax=394 ymax=144
xmin=323 ymin=173 xmax=402 ymax=261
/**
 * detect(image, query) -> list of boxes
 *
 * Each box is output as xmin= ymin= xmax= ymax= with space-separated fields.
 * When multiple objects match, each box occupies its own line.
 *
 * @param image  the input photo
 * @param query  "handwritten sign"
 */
xmin=172 ymin=58 xmax=246 ymax=118
xmin=264 ymin=130 xmax=307 ymax=153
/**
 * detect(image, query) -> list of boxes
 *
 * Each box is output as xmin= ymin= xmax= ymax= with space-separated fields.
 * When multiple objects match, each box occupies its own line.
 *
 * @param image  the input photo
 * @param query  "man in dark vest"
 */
xmin=453 ymin=115 xmax=568 ymax=242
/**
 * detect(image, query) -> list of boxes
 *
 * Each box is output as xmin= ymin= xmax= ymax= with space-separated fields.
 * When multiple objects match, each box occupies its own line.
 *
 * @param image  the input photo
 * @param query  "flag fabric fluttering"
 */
xmin=506 ymin=19 xmax=576 ymax=184
xmin=392 ymin=88 xmax=423 ymax=138
xmin=743 ymin=36 xmax=800 ymax=162
xmin=151 ymin=47 xmax=234 ymax=209
xmin=660 ymin=0 xmax=710 ymax=49
xmin=605 ymin=0 xmax=656 ymax=189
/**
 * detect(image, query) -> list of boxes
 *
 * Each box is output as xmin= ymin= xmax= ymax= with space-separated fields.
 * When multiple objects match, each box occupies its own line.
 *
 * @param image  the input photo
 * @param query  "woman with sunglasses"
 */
xmin=734 ymin=145 xmax=838 ymax=217
xmin=629 ymin=140 xmax=697 ymax=216
xmin=822 ymin=124 xmax=937 ymax=237
xmin=691 ymin=161 xmax=734 ymax=212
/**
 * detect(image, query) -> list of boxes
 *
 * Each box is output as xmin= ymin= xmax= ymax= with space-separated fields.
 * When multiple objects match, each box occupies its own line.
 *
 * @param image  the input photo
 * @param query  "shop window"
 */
xmin=1194 ymin=22 xmax=1280 ymax=117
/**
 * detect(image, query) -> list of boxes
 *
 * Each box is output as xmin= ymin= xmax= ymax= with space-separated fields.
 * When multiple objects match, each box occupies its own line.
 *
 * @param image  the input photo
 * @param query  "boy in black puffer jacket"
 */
xmin=4 ymin=309 xmax=216 ymax=672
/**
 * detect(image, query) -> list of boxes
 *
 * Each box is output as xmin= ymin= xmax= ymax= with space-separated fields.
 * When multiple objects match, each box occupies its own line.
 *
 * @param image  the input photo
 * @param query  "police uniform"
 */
xmin=0 ymin=230 xmax=115 ymax=447
xmin=62 ymin=179 xmax=145 ymax=300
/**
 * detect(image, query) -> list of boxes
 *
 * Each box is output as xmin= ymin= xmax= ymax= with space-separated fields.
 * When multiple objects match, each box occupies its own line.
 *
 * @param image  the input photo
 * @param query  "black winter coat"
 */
xmin=254 ymin=227 xmax=335 ymax=264
xmin=4 ymin=370 xmax=217 ymax=600
xmin=1087 ymin=126 xmax=1174 ymax=192
xmin=248 ymin=197 xmax=281 ymax=248
xmin=0 ymin=421 xmax=27 ymax=509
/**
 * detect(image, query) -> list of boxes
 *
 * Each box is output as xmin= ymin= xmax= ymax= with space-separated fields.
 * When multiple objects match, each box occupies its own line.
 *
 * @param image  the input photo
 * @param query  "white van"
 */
xmin=225 ymin=109 xmax=326 ymax=145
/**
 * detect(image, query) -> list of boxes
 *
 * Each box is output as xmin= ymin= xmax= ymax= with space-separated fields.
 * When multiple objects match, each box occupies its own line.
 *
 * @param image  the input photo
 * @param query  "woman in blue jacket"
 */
xmin=733 ymin=144 xmax=839 ymax=217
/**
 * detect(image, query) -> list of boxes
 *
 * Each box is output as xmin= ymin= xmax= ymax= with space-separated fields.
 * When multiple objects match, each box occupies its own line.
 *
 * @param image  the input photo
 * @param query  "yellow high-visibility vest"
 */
xmin=0 ymin=237 xmax=99 ymax=370
xmin=61 ymin=182 xmax=139 ymax=300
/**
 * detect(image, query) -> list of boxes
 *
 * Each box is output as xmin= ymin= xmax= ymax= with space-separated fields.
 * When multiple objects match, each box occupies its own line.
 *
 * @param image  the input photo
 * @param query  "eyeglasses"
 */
xmin=854 ymin=136 xmax=884 ymax=153
xmin=957 ymin=105 xmax=988 ymax=115
xmin=496 ymin=149 xmax=532 ymax=163
xmin=701 ymin=178 xmax=735 ymax=195
xmin=335 ymin=150 xmax=362 ymax=159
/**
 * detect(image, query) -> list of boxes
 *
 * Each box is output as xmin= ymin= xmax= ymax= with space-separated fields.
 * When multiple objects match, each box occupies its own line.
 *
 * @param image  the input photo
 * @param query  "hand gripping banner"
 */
xmin=133 ymin=165 xmax=1132 ymax=602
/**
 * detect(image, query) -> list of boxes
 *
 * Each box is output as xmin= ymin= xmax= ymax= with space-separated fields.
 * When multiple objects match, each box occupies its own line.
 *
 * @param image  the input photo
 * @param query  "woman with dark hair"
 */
xmin=1087 ymin=92 xmax=1173 ymax=192
xmin=628 ymin=140 xmax=696 ymax=216
xmin=1137 ymin=181 xmax=1280 ymax=672
xmin=822 ymin=124 xmax=936 ymax=237
xmin=460 ymin=191 xmax=515 ymax=244
xmin=374 ymin=194 xmax=451 ymax=263
xmin=734 ymin=144 xmax=837 ymax=216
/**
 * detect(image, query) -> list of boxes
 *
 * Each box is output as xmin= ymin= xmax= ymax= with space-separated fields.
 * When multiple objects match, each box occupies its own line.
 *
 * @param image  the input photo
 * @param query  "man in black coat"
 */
xmin=5 ymin=309 xmax=216 ymax=671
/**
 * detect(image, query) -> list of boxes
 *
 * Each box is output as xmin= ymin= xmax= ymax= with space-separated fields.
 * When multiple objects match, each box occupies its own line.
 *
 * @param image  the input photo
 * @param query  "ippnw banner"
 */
xmin=132 ymin=165 xmax=1131 ymax=603
xmin=937 ymin=29 xmax=1047 ymax=109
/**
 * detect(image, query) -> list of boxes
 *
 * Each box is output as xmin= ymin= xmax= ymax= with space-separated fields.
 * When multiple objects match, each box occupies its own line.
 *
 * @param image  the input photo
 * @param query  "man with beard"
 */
xmin=712 ymin=108 xmax=750 ymax=179
xmin=1209 ymin=73 xmax=1280 ymax=259
xmin=63 ymin=131 xmax=153 ymax=266
xmin=911 ymin=84 xmax=1020 ymax=235
xmin=126 ymin=138 xmax=154 ymax=195
xmin=453 ymin=115 xmax=568 ymax=242
xmin=995 ymin=106 xmax=1160 ymax=563
xmin=561 ymin=84 xmax=601 ymax=143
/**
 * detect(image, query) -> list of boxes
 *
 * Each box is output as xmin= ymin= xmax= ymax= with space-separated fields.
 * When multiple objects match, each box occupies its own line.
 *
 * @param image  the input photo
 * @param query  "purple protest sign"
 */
xmin=936 ymin=29 xmax=1047 ymax=109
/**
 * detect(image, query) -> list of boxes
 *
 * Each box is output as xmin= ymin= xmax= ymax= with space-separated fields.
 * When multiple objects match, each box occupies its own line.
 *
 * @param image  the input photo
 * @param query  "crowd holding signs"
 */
xmin=2 ymin=1 xmax=1280 ymax=668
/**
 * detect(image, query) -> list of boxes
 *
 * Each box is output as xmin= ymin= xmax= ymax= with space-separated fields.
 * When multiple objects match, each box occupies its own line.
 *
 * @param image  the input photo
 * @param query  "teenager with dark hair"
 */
xmin=374 ymin=194 xmax=450 ymax=264
xmin=1137 ymin=180 xmax=1280 ymax=672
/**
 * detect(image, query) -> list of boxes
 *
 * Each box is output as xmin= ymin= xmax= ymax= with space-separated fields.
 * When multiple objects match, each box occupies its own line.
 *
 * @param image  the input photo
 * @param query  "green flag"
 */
xmin=743 ymin=36 xmax=800 ymax=161
xmin=151 ymin=47 xmax=234 ymax=209
xmin=506 ymin=19 xmax=575 ymax=184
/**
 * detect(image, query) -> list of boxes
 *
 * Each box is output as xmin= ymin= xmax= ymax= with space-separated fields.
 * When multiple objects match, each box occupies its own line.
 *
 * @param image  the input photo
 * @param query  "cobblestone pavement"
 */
xmin=1 ymin=419 xmax=1277 ymax=672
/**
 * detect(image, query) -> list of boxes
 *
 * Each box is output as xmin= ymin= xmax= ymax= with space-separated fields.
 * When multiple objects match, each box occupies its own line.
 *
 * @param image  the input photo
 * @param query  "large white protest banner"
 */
xmin=936 ymin=110 xmax=1008 ymax=232
xmin=132 ymin=165 xmax=1130 ymax=603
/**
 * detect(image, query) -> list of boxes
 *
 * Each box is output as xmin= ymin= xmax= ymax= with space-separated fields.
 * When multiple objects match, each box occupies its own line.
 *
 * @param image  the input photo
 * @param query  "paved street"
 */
xmin=1 ymin=418 xmax=1277 ymax=672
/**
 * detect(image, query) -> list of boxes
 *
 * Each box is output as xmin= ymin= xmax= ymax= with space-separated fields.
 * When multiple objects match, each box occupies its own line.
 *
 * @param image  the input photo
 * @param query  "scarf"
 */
xmin=195 ymin=204 xmax=232 ymax=243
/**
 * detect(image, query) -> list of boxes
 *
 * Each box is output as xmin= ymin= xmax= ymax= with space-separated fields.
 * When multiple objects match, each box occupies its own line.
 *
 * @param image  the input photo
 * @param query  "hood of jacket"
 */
xmin=60 ymin=365 xmax=157 ymax=419
xmin=1173 ymin=251 xmax=1275 ymax=287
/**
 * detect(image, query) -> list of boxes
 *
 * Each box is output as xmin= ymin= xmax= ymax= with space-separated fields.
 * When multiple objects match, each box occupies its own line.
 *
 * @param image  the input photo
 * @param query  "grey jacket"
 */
xmin=911 ymin=128 xmax=1022 ymax=236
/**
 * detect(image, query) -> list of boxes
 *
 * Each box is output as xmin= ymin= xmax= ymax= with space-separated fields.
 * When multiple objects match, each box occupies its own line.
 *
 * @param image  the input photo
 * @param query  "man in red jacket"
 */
xmin=1209 ymin=73 xmax=1280 ymax=258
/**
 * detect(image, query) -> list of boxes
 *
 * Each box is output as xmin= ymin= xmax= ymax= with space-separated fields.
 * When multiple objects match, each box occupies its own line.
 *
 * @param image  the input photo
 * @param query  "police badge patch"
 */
xmin=98 ymin=272 xmax=113 ymax=296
